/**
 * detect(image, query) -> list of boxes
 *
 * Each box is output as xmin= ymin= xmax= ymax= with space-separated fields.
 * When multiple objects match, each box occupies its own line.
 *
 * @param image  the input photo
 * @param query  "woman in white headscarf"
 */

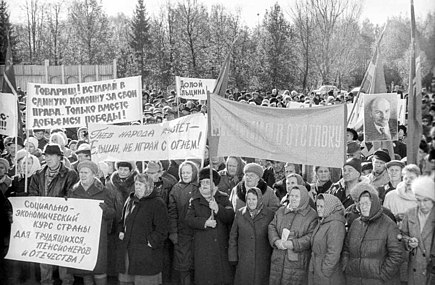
xmin=6 ymin=154 xmax=41 ymax=197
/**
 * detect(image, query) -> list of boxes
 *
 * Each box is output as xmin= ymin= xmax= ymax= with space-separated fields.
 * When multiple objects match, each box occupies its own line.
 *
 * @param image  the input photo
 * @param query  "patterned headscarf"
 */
xmin=245 ymin=187 xmax=264 ymax=218
xmin=317 ymin=193 xmax=344 ymax=219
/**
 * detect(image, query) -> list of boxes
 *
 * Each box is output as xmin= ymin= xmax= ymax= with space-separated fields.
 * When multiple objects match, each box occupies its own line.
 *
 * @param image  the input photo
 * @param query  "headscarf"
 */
xmin=21 ymin=154 xmax=41 ymax=176
xmin=358 ymin=191 xmax=383 ymax=222
xmin=286 ymin=185 xmax=310 ymax=213
xmin=317 ymin=193 xmax=344 ymax=219
xmin=350 ymin=182 xmax=378 ymax=202
xmin=245 ymin=187 xmax=264 ymax=218
xmin=178 ymin=160 xmax=199 ymax=184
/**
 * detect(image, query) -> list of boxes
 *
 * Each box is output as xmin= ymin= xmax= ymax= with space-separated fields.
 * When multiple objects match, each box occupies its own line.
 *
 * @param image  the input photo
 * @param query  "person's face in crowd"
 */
xmin=78 ymin=130 xmax=87 ymax=140
xmin=316 ymin=167 xmax=330 ymax=182
xmin=244 ymin=172 xmax=260 ymax=188
xmin=402 ymin=170 xmax=418 ymax=189
xmin=226 ymin=157 xmax=238 ymax=177
xmin=422 ymin=117 xmax=430 ymax=126
xmin=204 ymin=147 xmax=209 ymax=160
xmin=181 ymin=164 xmax=193 ymax=183
xmin=286 ymin=176 xmax=299 ymax=192
xmin=285 ymin=164 xmax=296 ymax=176
xmin=246 ymin=192 xmax=258 ymax=211
xmin=146 ymin=168 xmax=162 ymax=183
xmin=199 ymin=178 xmax=215 ymax=200
xmin=346 ymin=131 xmax=355 ymax=142
xmin=362 ymin=168 xmax=372 ymax=176
xmin=16 ymin=158 xmax=24 ymax=173
xmin=79 ymin=167 xmax=94 ymax=186
xmin=255 ymin=159 xmax=267 ymax=167
xmin=370 ymin=98 xmax=390 ymax=127
xmin=45 ymin=154 xmax=61 ymax=169
xmin=44 ymin=131 xmax=51 ymax=140
xmin=273 ymin=161 xmax=285 ymax=172
xmin=316 ymin=199 xmax=325 ymax=217
xmin=387 ymin=166 xmax=402 ymax=182
xmin=372 ymin=158 xmax=386 ymax=174
xmin=23 ymin=158 xmax=34 ymax=176
xmin=359 ymin=195 xmax=372 ymax=217
xmin=211 ymin=157 xmax=221 ymax=170
xmin=416 ymin=194 xmax=434 ymax=215
xmin=398 ymin=129 xmax=405 ymax=140
xmin=118 ymin=166 xmax=132 ymax=179
xmin=26 ymin=142 xmax=36 ymax=154
xmin=69 ymin=143 xmax=78 ymax=152
xmin=134 ymin=180 xmax=149 ymax=199
xmin=77 ymin=153 xmax=90 ymax=163
xmin=342 ymin=165 xmax=360 ymax=182
xmin=6 ymin=143 xmax=15 ymax=155
xmin=289 ymin=188 xmax=301 ymax=209
xmin=0 ymin=163 xmax=7 ymax=178
xmin=347 ymin=149 xmax=362 ymax=160
xmin=417 ymin=148 xmax=426 ymax=162
xmin=34 ymin=131 xmax=44 ymax=140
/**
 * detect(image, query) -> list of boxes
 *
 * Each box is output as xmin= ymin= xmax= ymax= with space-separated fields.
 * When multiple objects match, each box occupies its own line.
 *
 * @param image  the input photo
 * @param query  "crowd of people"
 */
xmin=0 ymin=86 xmax=434 ymax=285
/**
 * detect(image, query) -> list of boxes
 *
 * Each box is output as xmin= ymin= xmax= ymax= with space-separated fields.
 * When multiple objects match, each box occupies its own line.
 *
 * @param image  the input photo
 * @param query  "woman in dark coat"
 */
xmin=117 ymin=173 xmax=168 ymax=285
xmin=342 ymin=190 xmax=403 ymax=285
xmin=308 ymin=194 xmax=345 ymax=285
xmin=185 ymin=168 xmax=235 ymax=285
xmin=228 ymin=187 xmax=274 ymax=285
xmin=268 ymin=185 xmax=318 ymax=285
xmin=68 ymin=161 xmax=116 ymax=285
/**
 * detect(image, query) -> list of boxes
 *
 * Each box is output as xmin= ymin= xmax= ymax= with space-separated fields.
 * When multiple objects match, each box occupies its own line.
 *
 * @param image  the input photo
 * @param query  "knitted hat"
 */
xmin=373 ymin=149 xmax=391 ymax=163
xmin=411 ymin=176 xmax=435 ymax=201
xmin=145 ymin=161 xmax=162 ymax=173
xmin=25 ymin=137 xmax=39 ymax=149
xmin=43 ymin=144 xmax=63 ymax=156
xmin=77 ymin=160 xmax=99 ymax=175
xmin=199 ymin=167 xmax=221 ymax=186
xmin=350 ymin=182 xmax=378 ymax=202
xmin=386 ymin=160 xmax=405 ymax=169
xmin=244 ymin=163 xmax=264 ymax=178
xmin=75 ymin=143 xmax=91 ymax=155
xmin=343 ymin=158 xmax=362 ymax=173
xmin=0 ymin=158 xmax=10 ymax=170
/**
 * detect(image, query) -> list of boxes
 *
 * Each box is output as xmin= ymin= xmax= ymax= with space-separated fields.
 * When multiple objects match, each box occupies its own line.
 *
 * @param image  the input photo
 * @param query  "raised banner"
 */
xmin=6 ymin=197 xmax=102 ymax=270
xmin=175 ymin=76 xmax=216 ymax=100
xmin=363 ymin=93 xmax=398 ymax=142
xmin=27 ymin=76 xmax=142 ymax=129
xmin=89 ymin=113 xmax=207 ymax=162
xmin=0 ymin=93 xmax=17 ymax=136
xmin=209 ymin=95 xmax=346 ymax=168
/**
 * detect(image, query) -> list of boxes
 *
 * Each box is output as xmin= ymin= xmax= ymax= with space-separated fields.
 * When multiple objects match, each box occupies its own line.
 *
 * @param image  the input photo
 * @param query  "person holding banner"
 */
xmin=117 ymin=173 xmax=168 ymax=285
xmin=68 ymin=160 xmax=115 ymax=285
xmin=28 ymin=144 xmax=78 ymax=285
xmin=6 ymin=154 xmax=41 ymax=197
xmin=185 ymin=168 xmax=234 ymax=285
xmin=168 ymin=161 xmax=199 ymax=285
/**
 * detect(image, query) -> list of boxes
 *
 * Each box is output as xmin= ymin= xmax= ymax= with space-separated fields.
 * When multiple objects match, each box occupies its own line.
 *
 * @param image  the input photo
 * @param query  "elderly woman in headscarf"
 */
xmin=268 ymin=185 xmax=318 ymax=285
xmin=24 ymin=137 xmax=43 ymax=163
xmin=229 ymin=187 xmax=274 ymax=285
xmin=308 ymin=194 xmax=345 ymax=285
xmin=401 ymin=176 xmax=435 ymax=285
xmin=281 ymin=173 xmax=315 ymax=209
xmin=342 ymin=189 xmax=403 ymax=284
xmin=6 ymin=154 xmax=41 ymax=197
xmin=68 ymin=161 xmax=116 ymax=285
xmin=218 ymin=156 xmax=245 ymax=195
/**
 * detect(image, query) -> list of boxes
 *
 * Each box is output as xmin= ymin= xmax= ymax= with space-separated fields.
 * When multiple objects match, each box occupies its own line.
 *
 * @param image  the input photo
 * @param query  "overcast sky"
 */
xmin=8 ymin=0 xmax=435 ymax=28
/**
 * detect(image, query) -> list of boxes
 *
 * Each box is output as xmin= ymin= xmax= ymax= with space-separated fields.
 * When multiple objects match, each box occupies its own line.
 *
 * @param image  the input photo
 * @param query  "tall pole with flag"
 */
xmin=406 ymin=0 xmax=422 ymax=165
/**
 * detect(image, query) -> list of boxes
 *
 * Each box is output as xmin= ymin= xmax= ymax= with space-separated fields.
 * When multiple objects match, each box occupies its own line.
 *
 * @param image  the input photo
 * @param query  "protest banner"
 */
xmin=175 ymin=76 xmax=216 ymax=100
xmin=0 ymin=93 xmax=17 ymax=136
xmin=209 ymin=94 xmax=346 ymax=168
xmin=6 ymin=197 xmax=102 ymax=271
xmin=363 ymin=93 xmax=398 ymax=142
xmin=89 ymin=113 xmax=207 ymax=162
xmin=26 ymin=76 xmax=142 ymax=129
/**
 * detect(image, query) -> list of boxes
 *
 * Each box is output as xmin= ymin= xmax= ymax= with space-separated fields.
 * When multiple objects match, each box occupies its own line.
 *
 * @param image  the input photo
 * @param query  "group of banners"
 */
xmin=2 ymin=75 xmax=401 ymax=271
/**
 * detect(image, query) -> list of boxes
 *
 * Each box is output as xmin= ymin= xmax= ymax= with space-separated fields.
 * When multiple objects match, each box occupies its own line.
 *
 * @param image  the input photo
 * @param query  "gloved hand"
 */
xmin=169 ymin=233 xmax=178 ymax=245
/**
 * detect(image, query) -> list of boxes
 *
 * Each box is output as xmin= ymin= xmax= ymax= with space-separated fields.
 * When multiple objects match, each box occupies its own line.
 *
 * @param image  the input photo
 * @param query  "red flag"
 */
xmin=212 ymin=53 xmax=231 ymax=97
xmin=406 ymin=0 xmax=422 ymax=164
xmin=2 ymin=39 xmax=17 ymax=94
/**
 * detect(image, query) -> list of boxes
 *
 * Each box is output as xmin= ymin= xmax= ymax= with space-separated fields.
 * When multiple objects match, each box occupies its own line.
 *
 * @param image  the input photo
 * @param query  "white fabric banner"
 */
xmin=26 ymin=76 xmax=142 ymax=129
xmin=6 ymin=197 xmax=102 ymax=270
xmin=175 ymin=76 xmax=216 ymax=100
xmin=89 ymin=113 xmax=207 ymax=162
xmin=0 ymin=93 xmax=17 ymax=136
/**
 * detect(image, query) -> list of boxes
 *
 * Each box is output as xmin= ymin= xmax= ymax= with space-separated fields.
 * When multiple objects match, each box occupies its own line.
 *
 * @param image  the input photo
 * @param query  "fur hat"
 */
xmin=199 ymin=167 xmax=221 ymax=186
xmin=411 ymin=176 xmax=435 ymax=201
xmin=243 ymin=163 xmax=264 ymax=178
xmin=77 ymin=160 xmax=99 ymax=175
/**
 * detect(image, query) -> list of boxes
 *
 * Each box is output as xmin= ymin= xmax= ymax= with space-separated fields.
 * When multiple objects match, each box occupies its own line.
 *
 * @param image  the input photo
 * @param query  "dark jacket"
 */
xmin=185 ymin=190 xmax=234 ymax=285
xmin=117 ymin=189 xmax=168 ymax=276
xmin=230 ymin=179 xmax=280 ymax=212
xmin=342 ymin=194 xmax=403 ymax=285
xmin=29 ymin=162 xmax=78 ymax=197
xmin=228 ymin=205 xmax=274 ymax=285
xmin=68 ymin=178 xmax=116 ymax=275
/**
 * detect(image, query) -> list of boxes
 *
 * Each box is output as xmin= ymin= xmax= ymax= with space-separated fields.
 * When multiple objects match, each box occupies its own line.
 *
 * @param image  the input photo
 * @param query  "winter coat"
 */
xmin=345 ymin=203 xmax=396 ymax=230
xmin=384 ymin=182 xmax=417 ymax=216
xmin=308 ymin=194 xmax=346 ymax=285
xmin=368 ymin=169 xmax=390 ymax=188
xmin=343 ymin=193 xmax=403 ymax=285
xmin=327 ymin=176 xmax=370 ymax=209
xmin=68 ymin=178 xmax=116 ymax=275
xmin=217 ymin=156 xmax=245 ymax=195
xmin=401 ymin=207 xmax=435 ymax=285
xmin=116 ymin=189 xmax=168 ymax=276
xmin=228 ymin=205 xmax=274 ymax=285
xmin=185 ymin=190 xmax=234 ymax=285
xmin=230 ymin=179 xmax=280 ymax=212
xmin=29 ymin=162 xmax=78 ymax=197
xmin=268 ymin=188 xmax=318 ymax=285
xmin=0 ymin=175 xmax=12 ymax=195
